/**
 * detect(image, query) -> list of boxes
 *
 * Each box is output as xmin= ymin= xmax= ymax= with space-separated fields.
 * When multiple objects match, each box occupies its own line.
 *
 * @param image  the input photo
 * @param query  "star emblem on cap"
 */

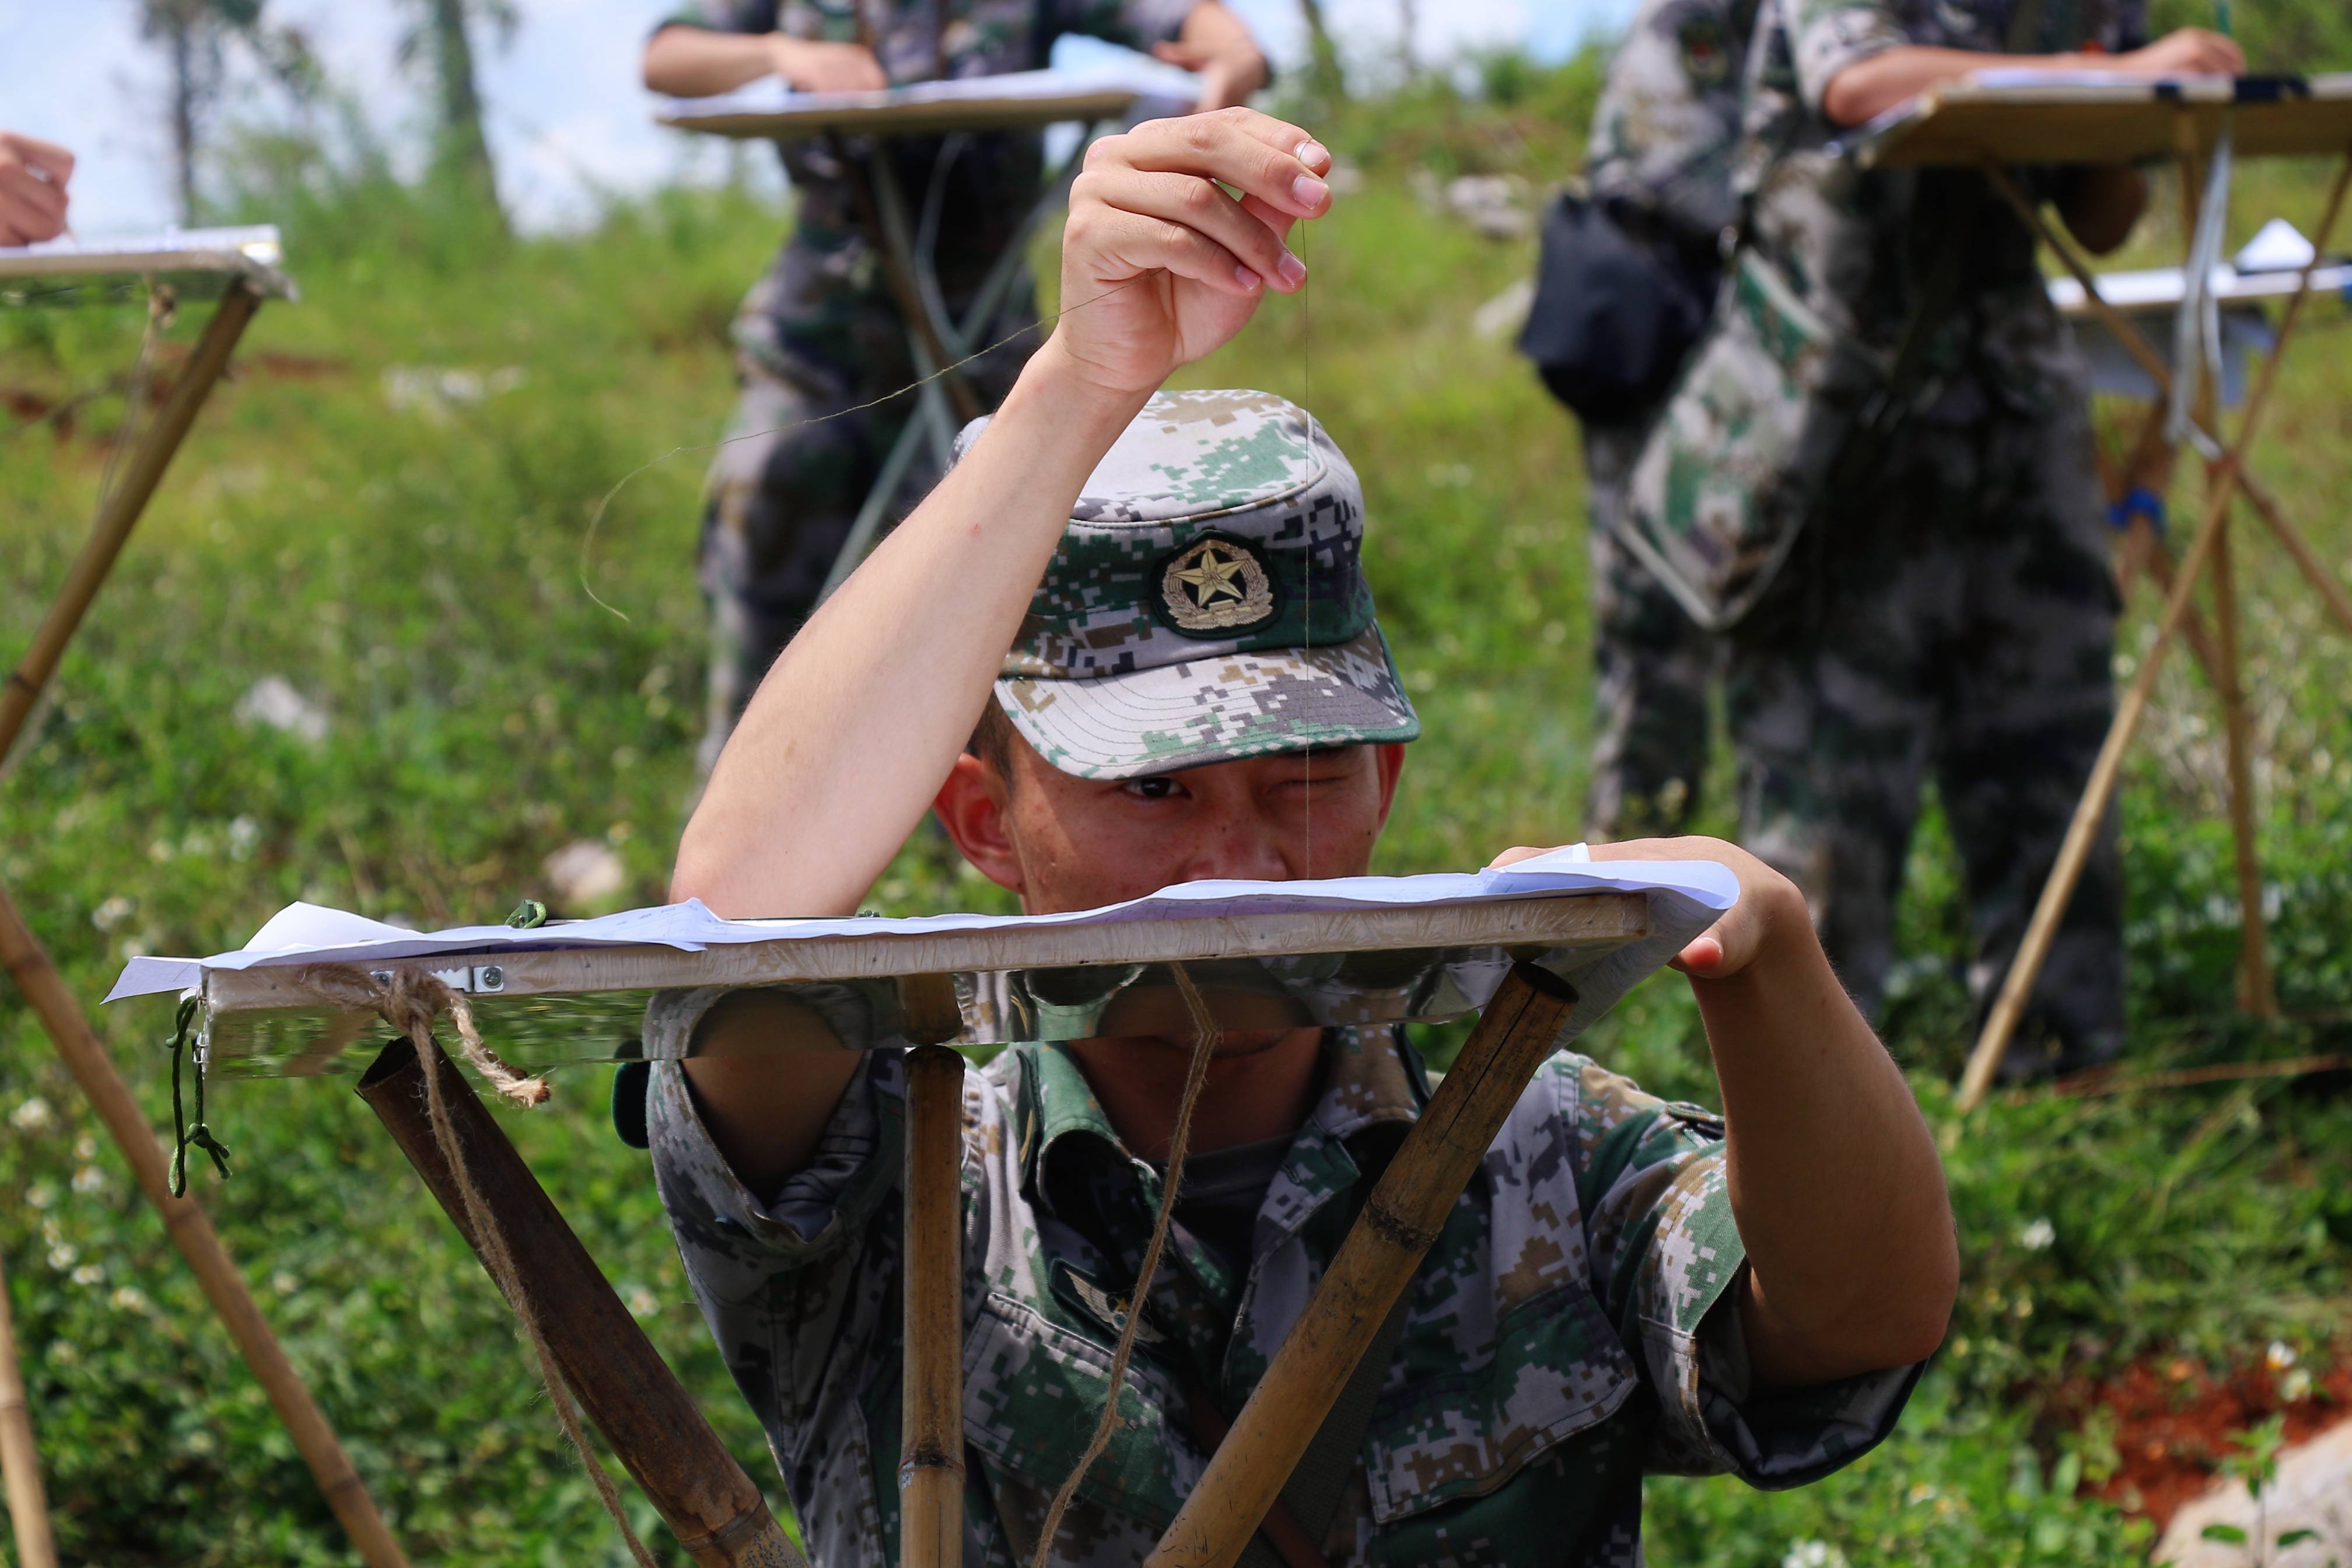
xmin=1160 ymin=534 xmax=1276 ymax=633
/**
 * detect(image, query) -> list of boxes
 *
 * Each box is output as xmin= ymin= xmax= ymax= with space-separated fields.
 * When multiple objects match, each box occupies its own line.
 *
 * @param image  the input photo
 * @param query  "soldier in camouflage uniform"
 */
xmin=643 ymin=0 xmax=1268 ymax=774
xmin=1578 ymin=0 xmax=1759 ymax=836
xmin=648 ymin=110 xmax=1957 ymax=1566
xmin=1702 ymin=0 xmax=2241 ymax=1076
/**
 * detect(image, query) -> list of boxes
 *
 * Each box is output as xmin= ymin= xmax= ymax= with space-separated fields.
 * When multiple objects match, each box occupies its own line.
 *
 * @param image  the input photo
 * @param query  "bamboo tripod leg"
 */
xmin=0 ymin=1247 xmax=59 ymax=1568
xmin=898 ymin=974 xmax=968 ymax=1568
xmin=2207 ymin=520 xmax=2279 ymax=1015
xmin=1146 ymin=964 xmax=1580 ymax=1568
xmin=1958 ymin=152 xmax=2352 ymax=1112
xmin=0 ymin=284 xmax=260 ymax=762
xmin=0 ymin=886 xmax=411 ymax=1567
xmin=356 ymin=1036 xmax=805 ymax=1568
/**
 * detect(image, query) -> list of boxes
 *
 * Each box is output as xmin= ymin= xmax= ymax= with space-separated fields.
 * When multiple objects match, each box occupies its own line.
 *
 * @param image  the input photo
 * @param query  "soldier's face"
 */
xmin=933 ymin=740 xmax=1406 ymax=915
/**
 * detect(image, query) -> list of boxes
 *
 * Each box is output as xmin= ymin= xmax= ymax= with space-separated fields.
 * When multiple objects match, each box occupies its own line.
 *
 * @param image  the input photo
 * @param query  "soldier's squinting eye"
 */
xmin=1123 ymin=776 xmax=1182 ymax=801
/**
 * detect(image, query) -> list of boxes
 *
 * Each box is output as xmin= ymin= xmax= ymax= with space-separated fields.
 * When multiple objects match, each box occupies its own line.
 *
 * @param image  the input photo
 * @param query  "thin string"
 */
xmin=575 ymin=276 xmax=1145 ymax=621
xmin=1027 ymin=964 xmax=1222 ymax=1567
xmin=293 ymin=967 xmax=652 ymax=1566
xmin=1299 ymin=211 xmax=1314 ymax=875
xmin=94 ymin=280 xmax=170 ymax=509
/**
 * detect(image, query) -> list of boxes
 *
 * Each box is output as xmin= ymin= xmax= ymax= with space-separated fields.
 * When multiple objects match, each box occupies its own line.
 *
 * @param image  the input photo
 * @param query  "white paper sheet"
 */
xmin=107 ymin=848 xmax=1738 ymax=1028
xmin=658 ymin=64 xmax=1196 ymax=126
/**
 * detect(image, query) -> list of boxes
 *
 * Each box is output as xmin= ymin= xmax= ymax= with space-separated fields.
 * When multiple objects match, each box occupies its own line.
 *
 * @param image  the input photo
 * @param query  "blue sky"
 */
xmin=2 ymin=0 xmax=1631 ymax=236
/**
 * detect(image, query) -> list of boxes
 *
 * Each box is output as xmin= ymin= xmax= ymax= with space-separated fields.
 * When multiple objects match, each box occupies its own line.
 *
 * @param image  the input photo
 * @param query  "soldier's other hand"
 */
xmin=767 ymin=37 xmax=888 ymax=92
xmin=1153 ymin=39 xmax=1270 ymax=111
xmin=1485 ymin=837 xmax=1810 ymax=982
xmin=1050 ymin=108 xmax=1330 ymax=398
xmin=2118 ymin=28 xmax=2244 ymax=78
xmin=0 ymin=132 xmax=72 ymax=247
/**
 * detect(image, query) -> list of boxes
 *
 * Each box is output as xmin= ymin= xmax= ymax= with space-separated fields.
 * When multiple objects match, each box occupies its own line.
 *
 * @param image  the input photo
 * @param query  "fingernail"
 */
xmin=1234 ymin=264 xmax=1262 ymax=290
xmin=1297 ymin=139 xmax=1330 ymax=171
xmin=1291 ymin=173 xmax=1329 ymax=210
xmin=1276 ymin=251 xmax=1307 ymax=288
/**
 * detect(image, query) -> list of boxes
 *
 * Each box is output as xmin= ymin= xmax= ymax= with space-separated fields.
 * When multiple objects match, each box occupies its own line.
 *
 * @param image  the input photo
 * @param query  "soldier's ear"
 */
xmin=934 ymin=752 xmax=1026 ymax=897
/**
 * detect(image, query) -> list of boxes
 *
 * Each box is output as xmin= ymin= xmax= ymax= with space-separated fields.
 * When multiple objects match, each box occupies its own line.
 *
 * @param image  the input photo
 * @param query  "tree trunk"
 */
xmin=1295 ymin=0 xmax=1345 ymax=99
xmin=169 ymin=13 xmax=199 ymax=223
xmin=426 ymin=0 xmax=505 ymax=222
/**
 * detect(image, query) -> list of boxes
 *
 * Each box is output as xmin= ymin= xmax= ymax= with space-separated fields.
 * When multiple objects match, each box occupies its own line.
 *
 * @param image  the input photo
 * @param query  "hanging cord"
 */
xmin=95 ymin=279 xmax=174 ymax=508
xmin=575 ymin=275 xmax=1145 ymax=621
xmin=1028 ymin=963 xmax=1223 ymax=1567
xmin=167 ymin=995 xmax=232 ymax=1197
xmin=298 ymin=964 xmax=656 ymax=1567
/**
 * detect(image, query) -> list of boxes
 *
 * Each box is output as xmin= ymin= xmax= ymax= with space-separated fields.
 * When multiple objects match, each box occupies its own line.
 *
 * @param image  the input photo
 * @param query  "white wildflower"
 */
xmin=1783 ymin=1541 xmax=1847 ymax=1568
xmin=46 ymin=1243 xmax=76 ymax=1270
xmin=71 ymin=1263 xmax=104 ymax=1286
xmin=74 ymin=1133 xmax=97 ymax=1160
xmin=47 ymin=1341 xmax=76 ymax=1366
xmin=71 ymin=1164 xmax=106 ymax=1196
xmin=10 ymin=1096 xmax=54 ymax=1132
xmin=227 ymin=814 xmax=261 ymax=859
xmin=622 ymin=1283 xmax=659 ymax=1319
xmin=92 ymin=895 xmax=134 ymax=931
xmin=26 ymin=1183 xmax=56 ymax=1210
xmin=110 ymin=1286 xmax=148 ymax=1312
xmin=2266 ymin=1339 xmax=2300 ymax=1372
xmin=2018 ymin=1217 xmax=2056 ymax=1251
xmin=272 ymin=1272 xmax=299 ymax=1297
xmin=2281 ymin=1368 xmax=2312 ymax=1402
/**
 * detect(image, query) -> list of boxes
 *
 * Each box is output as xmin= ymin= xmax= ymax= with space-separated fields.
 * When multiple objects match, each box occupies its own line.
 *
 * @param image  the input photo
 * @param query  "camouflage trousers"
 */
xmin=1583 ymin=423 xmax=1720 ymax=838
xmin=1726 ymin=393 xmax=2126 ymax=1074
xmin=694 ymin=301 xmax=1034 ymax=775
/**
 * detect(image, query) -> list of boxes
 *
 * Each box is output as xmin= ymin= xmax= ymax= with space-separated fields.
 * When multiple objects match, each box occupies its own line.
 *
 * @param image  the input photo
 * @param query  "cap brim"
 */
xmin=995 ymin=626 xmax=1421 ymax=781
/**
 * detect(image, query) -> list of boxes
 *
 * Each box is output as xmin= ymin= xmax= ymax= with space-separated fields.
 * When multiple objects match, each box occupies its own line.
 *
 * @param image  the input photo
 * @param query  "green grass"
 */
xmin=4 ymin=58 xmax=2352 ymax=1564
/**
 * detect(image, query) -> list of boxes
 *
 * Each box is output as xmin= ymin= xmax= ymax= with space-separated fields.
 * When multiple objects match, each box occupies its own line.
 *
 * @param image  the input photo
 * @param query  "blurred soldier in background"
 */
xmin=643 ymin=0 xmax=1268 ymax=775
xmin=0 ymin=132 xmax=75 ymax=246
xmin=1577 ymin=0 xmax=1757 ymax=836
xmin=1717 ymin=1 xmax=2242 ymax=1077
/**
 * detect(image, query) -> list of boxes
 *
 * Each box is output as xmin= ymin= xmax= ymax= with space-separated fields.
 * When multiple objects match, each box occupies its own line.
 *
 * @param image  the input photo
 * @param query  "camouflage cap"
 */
xmin=960 ymin=388 xmax=1420 ymax=780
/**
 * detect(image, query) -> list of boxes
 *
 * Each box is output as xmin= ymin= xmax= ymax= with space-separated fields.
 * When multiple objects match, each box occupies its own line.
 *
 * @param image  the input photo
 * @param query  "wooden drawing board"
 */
xmin=1857 ymin=73 xmax=2352 ymax=170
xmin=195 ymin=891 xmax=1651 ymax=1074
xmin=0 ymin=225 xmax=294 ymax=306
xmin=659 ymin=85 xmax=1144 ymax=141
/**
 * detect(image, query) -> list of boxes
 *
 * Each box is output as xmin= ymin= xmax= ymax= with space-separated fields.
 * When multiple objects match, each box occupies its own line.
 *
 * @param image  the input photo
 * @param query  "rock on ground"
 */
xmin=2155 ymin=1419 xmax=2352 ymax=1568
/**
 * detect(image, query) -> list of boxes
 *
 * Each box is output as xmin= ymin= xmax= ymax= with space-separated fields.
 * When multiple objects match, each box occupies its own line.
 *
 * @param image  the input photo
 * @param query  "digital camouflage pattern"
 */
xmin=1583 ymin=425 xmax=1717 ymax=837
xmin=643 ymin=991 xmax=1921 ymax=1567
xmin=1577 ymin=0 xmax=1754 ymax=834
xmin=663 ymin=0 xmax=1197 ymax=765
xmin=970 ymin=389 xmax=1419 ymax=779
xmin=1701 ymin=0 xmax=2143 ymax=1069
xmin=1585 ymin=0 xmax=1760 ymax=250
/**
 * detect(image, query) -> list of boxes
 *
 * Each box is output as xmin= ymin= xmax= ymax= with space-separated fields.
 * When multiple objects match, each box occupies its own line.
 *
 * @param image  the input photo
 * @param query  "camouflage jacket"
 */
xmin=660 ymin=0 xmax=1196 ymax=390
xmin=646 ymin=996 xmax=1920 ymax=1567
xmin=1734 ymin=0 xmax=2147 ymax=418
xmin=1587 ymin=0 xmax=1762 ymax=255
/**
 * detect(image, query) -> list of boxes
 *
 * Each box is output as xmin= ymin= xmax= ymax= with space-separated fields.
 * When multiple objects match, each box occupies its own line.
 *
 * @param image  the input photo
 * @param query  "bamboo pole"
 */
xmin=1145 ymin=964 xmax=1579 ymax=1568
xmin=0 ymin=1246 xmax=58 ymax=1568
xmin=898 ymin=975 xmax=967 ymax=1568
xmin=0 ymin=884 xmax=410 ymax=1567
xmin=0 ymin=284 xmax=260 ymax=763
xmin=2238 ymin=467 xmax=2352 ymax=640
xmin=1958 ymin=151 xmax=2352 ymax=1113
xmin=356 ymin=1035 xmax=804 ymax=1568
xmin=2205 ymin=503 xmax=2279 ymax=1016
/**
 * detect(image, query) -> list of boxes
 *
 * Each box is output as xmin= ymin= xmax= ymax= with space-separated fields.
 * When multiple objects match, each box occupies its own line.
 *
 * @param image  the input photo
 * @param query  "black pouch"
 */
xmin=1516 ymin=190 xmax=1720 ymax=423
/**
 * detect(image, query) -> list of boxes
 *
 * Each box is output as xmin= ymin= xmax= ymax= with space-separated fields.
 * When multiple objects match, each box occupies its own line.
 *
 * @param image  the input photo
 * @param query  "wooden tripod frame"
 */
xmin=1957 ymin=147 xmax=2352 ymax=1110
xmin=0 ymin=281 xmax=411 ymax=1564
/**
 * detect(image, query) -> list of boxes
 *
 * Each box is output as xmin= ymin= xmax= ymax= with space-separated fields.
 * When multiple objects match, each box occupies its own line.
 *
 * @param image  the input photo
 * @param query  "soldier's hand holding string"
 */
xmin=1051 ymin=107 xmax=1332 ymax=398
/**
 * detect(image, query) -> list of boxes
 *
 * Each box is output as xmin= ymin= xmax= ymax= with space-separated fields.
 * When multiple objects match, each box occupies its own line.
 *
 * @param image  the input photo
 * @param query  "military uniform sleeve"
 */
xmin=1573 ymin=1059 xmax=1919 ymax=1485
xmin=1047 ymin=0 xmax=1198 ymax=55
xmin=652 ymin=0 xmax=780 ymax=38
xmin=1773 ymin=0 xmax=1910 ymax=116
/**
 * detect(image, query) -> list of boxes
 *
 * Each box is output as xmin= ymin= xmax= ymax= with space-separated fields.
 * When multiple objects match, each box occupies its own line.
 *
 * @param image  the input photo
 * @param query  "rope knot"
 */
xmin=297 ymin=963 xmax=550 ymax=1108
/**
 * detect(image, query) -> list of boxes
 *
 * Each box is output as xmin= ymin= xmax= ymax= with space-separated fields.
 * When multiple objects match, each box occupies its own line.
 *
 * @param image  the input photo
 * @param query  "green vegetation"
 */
xmin=5 ymin=48 xmax=2352 ymax=1565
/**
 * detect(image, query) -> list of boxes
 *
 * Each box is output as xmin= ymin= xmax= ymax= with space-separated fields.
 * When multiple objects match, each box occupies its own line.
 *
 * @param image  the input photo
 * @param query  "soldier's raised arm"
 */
xmin=673 ymin=107 xmax=1329 ymax=922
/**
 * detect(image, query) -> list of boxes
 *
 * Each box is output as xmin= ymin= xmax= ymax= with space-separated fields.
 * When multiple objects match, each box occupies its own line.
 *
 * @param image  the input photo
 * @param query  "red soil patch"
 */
xmin=2046 ymin=1355 xmax=2352 ymax=1529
